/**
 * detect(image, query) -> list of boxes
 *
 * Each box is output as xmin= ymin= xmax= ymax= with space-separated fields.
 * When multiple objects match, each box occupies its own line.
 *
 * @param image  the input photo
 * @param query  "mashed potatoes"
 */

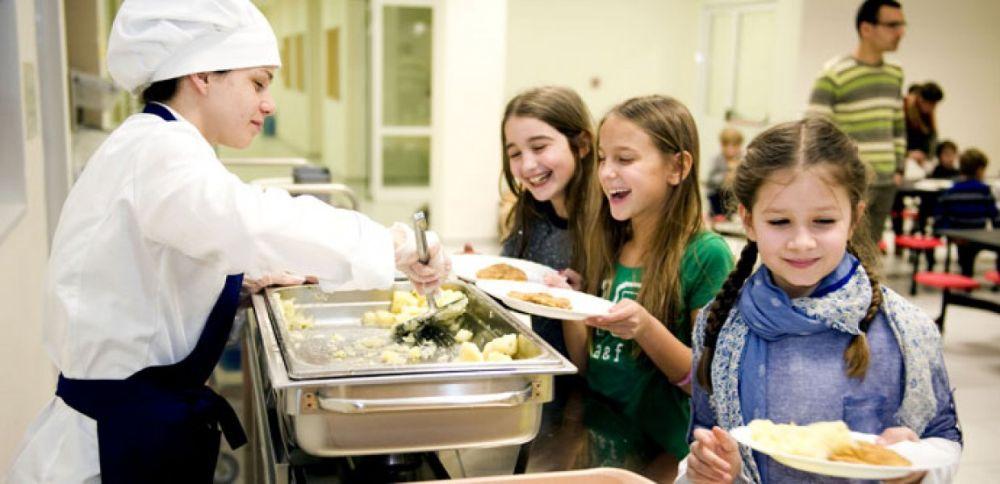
xmin=278 ymin=295 xmax=315 ymax=330
xmin=749 ymin=419 xmax=853 ymax=459
xmin=748 ymin=419 xmax=911 ymax=466
xmin=362 ymin=289 xmax=466 ymax=327
xmin=455 ymin=333 xmax=539 ymax=363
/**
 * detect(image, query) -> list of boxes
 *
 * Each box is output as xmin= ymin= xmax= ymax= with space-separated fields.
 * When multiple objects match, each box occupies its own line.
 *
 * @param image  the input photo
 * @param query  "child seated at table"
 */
xmin=705 ymin=127 xmax=743 ymax=219
xmin=929 ymin=140 xmax=959 ymax=179
xmin=934 ymin=148 xmax=1000 ymax=276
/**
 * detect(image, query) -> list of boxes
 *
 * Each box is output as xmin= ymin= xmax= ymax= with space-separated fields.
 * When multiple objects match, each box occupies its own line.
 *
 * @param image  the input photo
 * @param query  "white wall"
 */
xmin=320 ymin=0 xmax=369 ymax=183
xmin=506 ymin=0 xmax=699 ymax=119
xmin=321 ymin=0 xmax=350 ymax=179
xmin=430 ymin=0 xmax=507 ymax=243
xmin=1 ymin=0 xmax=57 ymax=471
xmin=265 ymin=0 xmax=314 ymax=154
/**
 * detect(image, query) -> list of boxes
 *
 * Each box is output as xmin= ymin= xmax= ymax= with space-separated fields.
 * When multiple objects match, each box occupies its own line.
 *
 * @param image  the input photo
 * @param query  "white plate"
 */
xmin=451 ymin=254 xmax=559 ymax=283
xmin=730 ymin=426 xmax=956 ymax=480
xmin=475 ymin=280 xmax=613 ymax=321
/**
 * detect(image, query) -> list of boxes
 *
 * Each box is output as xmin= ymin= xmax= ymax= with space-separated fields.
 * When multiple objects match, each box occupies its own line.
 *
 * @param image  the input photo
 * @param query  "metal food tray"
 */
xmin=267 ymin=280 xmax=571 ymax=379
xmin=249 ymin=279 xmax=577 ymax=457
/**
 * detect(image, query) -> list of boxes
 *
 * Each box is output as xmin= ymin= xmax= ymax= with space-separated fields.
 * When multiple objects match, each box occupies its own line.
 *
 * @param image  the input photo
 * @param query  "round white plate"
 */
xmin=475 ymin=280 xmax=613 ymax=321
xmin=730 ymin=426 xmax=956 ymax=480
xmin=451 ymin=254 xmax=559 ymax=283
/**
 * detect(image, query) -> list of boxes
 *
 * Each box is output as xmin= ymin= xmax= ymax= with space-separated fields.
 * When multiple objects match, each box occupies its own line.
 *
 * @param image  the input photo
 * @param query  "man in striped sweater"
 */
xmin=808 ymin=0 xmax=907 ymax=246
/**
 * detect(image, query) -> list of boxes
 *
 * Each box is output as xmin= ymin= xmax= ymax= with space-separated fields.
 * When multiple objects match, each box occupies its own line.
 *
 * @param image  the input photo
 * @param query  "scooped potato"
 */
xmin=515 ymin=334 xmax=541 ymax=359
xmin=483 ymin=334 xmax=517 ymax=356
xmin=457 ymin=342 xmax=484 ymax=362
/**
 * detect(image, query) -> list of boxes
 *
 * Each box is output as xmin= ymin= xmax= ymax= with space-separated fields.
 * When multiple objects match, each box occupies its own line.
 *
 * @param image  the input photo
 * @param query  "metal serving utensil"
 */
xmin=393 ymin=212 xmax=467 ymax=346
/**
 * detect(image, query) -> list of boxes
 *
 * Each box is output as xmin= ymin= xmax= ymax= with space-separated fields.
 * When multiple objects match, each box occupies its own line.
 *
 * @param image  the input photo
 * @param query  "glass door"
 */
xmin=370 ymin=0 xmax=434 ymax=200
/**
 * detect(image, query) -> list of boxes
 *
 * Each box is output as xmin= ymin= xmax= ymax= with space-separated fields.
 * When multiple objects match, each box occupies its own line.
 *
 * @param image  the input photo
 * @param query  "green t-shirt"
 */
xmin=585 ymin=231 xmax=733 ymax=459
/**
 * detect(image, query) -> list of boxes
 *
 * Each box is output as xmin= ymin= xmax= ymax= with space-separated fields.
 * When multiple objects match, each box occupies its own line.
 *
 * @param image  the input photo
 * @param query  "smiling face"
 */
xmin=504 ymin=116 xmax=579 ymax=207
xmin=597 ymin=114 xmax=687 ymax=227
xmin=203 ymin=67 xmax=276 ymax=148
xmin=742 ymin=166 xmax=858 ymax=298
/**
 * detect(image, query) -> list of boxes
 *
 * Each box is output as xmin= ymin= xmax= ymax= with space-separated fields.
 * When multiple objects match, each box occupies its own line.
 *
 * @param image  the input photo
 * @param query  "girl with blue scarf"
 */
xmin=680 ymin=118 xmax=962 ymax=484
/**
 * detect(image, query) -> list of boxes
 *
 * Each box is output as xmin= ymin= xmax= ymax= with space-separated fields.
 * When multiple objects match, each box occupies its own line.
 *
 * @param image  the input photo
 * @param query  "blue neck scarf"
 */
xmin=737 ymin=254 xmax=869 ymax=423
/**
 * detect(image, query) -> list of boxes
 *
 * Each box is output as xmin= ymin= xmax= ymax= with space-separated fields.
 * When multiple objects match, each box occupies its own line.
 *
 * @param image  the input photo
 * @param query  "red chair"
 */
xmin=914 ymin=272 xmax=980 ymax=332
xmin=986 ymin=270 xmax=1000 ymax=286
xmin=895 ymin=235 xmax=944 ymax=295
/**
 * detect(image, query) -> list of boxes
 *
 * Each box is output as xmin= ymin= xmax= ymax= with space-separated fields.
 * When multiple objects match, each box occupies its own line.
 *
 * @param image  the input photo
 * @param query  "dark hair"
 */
xmin=139 ymin=70 xmax=232 ymax=105
xmin=907 ymin=83 xmax=921 ymax=95
xmin=856 ymin=0 xmax=902 ymax=33
xmin=935 ymin=140 xmax=957 ymax=159
xmin=500 ymin=86 xmax=596 ymax=271
xmin=918 ymin=82 xmax=944 ymax=103
xmin=141 ymin=78 xmax=179 ymax=104
xmin=698 ymin=117 xmax=882 ymax=393
xmin=959 ymin=148 xmax=989 ymax=178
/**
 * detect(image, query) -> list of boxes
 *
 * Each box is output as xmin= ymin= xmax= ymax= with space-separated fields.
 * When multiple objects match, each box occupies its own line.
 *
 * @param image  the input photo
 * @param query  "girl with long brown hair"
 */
xmin=561 ymin=95 xmax=734 ymax=460
xmin=683 ymin=117 xmax=961 ymax=483
xmin=497 ymin=86 xmax=596 ymax=356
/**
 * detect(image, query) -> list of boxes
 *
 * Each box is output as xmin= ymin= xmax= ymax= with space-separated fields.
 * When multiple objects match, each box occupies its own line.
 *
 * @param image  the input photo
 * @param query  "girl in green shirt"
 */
xmin=561 ymin=95 xmax=733 ymax=462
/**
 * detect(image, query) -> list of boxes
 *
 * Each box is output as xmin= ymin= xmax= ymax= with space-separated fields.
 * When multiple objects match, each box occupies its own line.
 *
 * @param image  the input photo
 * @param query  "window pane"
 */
xmin=383 ymin=136 xmax=430 ymax=186
xmin=383 ymin=6 xmax=432 ymax=126
xmin=733 ymin=11 xmax=775 ymax=121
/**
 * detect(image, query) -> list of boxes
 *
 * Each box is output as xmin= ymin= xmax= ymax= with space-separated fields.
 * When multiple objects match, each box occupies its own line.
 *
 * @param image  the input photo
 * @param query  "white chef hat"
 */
xmin=107 ymin=0 xmax=282 ymax=94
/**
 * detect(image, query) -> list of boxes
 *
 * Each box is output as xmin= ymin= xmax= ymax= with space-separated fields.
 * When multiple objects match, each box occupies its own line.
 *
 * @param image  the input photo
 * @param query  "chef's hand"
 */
xmin=688 ymin=426 xmax=741 ymax=483
xmin=243 ymin=272 xmax=316 ymax=294
xmin=391 ymin=222 xmax=451 ymax=294
xmin=582 ymin=299 xmax=653 ymax=340
xmin=877 ymin=427 xmax=925 ymax=484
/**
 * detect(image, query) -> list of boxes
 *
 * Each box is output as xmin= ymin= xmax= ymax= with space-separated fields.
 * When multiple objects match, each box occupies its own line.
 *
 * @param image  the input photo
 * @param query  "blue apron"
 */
xmin=56 ymin=103 xmax=247 ymax=483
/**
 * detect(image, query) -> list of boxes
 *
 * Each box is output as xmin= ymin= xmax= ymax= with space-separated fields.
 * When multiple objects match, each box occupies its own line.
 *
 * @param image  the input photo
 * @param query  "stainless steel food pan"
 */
xmin=249 ymin=280 xmax=576 ymax=456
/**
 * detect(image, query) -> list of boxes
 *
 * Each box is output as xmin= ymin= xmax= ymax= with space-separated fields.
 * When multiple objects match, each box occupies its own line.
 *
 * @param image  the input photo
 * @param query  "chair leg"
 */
xmin=909 ymin=248 xmax=919 ymax=296
xmin=935 ymin=289 xmax=949 ymax=334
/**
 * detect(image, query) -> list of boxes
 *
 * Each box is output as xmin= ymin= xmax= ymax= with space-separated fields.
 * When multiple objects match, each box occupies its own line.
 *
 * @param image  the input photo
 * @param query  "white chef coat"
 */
xmin=8 ymin=104 xmax=395 ymax=483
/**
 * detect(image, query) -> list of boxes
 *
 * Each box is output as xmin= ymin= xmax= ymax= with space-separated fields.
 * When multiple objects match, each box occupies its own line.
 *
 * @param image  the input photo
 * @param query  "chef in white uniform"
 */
xmin=7 ymin=0 xmax=449 ymax=482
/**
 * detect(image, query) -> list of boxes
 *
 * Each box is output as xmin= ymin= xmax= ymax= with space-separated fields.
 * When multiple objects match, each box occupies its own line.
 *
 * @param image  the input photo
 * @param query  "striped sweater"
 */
xmin=807 ymin=55 xmax=905 ymax=184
